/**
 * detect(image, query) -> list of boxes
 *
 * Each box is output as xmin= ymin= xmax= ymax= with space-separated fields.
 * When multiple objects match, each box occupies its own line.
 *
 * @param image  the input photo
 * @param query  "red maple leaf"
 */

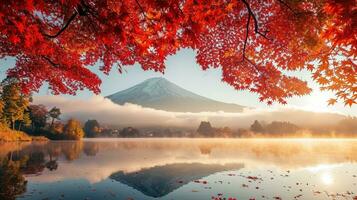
xmin=0 ymin=0 xmax=355 ymax=105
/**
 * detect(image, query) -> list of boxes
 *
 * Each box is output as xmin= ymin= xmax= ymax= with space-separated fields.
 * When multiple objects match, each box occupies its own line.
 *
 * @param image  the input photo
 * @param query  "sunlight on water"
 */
xmin=307 ymin=164 xmax=339 ymax=173
xmin=321 ymin=172 xmax=334 ymax=186
xmin=307 ymin=164 xmax=336 ymax=186
xmin=0 ymin=138 xmax=356 ymax=200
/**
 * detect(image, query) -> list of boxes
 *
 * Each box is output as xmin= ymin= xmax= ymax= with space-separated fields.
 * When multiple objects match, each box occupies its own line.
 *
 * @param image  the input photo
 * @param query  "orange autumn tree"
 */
xmin=0 ymin=0 xmax=355 ymax=105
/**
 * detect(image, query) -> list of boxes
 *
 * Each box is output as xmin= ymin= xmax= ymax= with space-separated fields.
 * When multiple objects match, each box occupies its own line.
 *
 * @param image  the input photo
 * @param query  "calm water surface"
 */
xmin=1 ymin=138 xmax=357 ymax=200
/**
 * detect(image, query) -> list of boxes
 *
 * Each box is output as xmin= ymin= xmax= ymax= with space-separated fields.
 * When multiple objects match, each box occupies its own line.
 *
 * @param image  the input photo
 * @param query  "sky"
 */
xmin=0 ymin=48 xmax=356 ymax=116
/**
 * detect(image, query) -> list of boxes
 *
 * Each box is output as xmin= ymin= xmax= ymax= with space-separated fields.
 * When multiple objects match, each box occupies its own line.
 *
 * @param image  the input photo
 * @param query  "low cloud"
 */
xmin=33 ymin=95 xmax=345 ymax=128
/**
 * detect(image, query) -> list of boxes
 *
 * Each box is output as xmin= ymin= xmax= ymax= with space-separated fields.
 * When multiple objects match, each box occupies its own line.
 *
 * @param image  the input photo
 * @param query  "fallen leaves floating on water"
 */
xmin=194 ymin=180 xmax=208 ymax=184
xmin=211 ymin=193 xmax=237 ymax=200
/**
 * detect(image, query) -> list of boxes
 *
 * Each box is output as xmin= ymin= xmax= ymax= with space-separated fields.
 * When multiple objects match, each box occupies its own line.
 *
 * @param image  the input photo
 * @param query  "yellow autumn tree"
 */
xmin=63 ymin=119 xmax=84 ymax=140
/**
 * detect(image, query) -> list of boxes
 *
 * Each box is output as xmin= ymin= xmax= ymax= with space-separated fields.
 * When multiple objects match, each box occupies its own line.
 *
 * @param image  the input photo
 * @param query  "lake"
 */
xmin=1 ymin=138 xmax=357 ymax=200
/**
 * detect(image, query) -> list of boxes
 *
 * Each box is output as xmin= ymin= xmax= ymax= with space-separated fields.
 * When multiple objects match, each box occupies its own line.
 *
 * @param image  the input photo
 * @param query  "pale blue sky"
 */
xmin=1 ymin=49 xmax=356 ymax=115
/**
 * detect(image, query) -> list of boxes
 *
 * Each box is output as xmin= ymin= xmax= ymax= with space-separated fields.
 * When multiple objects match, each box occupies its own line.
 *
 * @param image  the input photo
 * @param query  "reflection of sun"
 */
xmin=307 ymin=164 xmax=336 ymax=186
xmin=321 ymin=172 xmax=334 ymax=185
xmin=307 ymin=164 xmax=336 ymax=173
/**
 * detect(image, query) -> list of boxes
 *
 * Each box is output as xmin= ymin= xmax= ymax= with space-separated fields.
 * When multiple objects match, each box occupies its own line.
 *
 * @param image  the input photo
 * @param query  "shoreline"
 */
xmin=0 ymin=131 xmax=49 ymax=142
xmin=2 ymin=136 xmax=357 ymax=143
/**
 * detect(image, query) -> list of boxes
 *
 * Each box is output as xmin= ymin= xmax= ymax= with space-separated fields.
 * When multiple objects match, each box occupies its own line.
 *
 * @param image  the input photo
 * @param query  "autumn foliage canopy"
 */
xmin=0 ymin=0 xmax=356 ymax=105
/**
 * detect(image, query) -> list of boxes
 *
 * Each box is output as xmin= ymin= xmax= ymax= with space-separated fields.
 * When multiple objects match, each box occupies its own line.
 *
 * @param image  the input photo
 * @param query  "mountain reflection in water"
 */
xmin=110 ymin=163 xmax=244 ymax=197
xmin=0 ymin=138 xmax=356 ymax=200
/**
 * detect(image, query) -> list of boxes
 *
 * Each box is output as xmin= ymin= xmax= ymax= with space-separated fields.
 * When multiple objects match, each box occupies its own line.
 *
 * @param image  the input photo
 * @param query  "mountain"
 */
xmin=110 ymin=163 xmax=244 ymax=197
xmin=106 ymin=77 xmax=245 ymax=112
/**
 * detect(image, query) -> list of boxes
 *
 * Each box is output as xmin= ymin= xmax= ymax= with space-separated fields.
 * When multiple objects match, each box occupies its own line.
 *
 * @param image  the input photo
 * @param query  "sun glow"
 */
xmin=306 ymin=164 xmax=336 ymax=186
xmin=303 ymin=89 xmax=333 ymax=112
xmin=306 ymin=164 xmax=338 ymax=173
xmin=321 ymin=172 xmax=334 ymax=185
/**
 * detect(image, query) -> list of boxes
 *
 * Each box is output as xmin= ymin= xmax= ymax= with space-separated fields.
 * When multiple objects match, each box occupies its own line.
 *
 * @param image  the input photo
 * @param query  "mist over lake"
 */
xmin=1 ymin=138 xmax=357 ymax=200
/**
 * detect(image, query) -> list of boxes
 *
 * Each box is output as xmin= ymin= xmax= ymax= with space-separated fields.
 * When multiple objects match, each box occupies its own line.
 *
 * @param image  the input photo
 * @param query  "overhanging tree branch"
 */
xmin=43 ymin=12 xmax=78 ymax=38
xmin=135 ymin=0 xmax=148 ymax=19
xmin=42 ymin=56 xmax=60 ymax=67
xmin=240 ymin=0 xmax=270 ymax=40
xmin=276 ymin=0 xmax=297 ymax=14
xmin=243 ymin=13 xmax=251 ymax=60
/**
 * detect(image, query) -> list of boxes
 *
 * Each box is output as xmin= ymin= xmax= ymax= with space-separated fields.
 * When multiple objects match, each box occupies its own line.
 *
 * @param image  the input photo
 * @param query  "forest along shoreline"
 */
xmin=0 ymin=78 xmax=84 ymax=142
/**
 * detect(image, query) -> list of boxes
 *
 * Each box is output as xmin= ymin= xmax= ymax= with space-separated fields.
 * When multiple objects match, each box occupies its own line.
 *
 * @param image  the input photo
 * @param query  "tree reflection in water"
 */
xmin=0 ymin=141 xmax=89 ymax=199
xmin=0 ymin=158 xmax=27 ymax=200
xmin=83 ymin=142 xmax=99 ymax=156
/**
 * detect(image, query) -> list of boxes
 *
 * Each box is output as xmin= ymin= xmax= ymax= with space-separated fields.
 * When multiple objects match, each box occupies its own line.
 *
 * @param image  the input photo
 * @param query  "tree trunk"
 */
xmin=51 ymin=118 xmax=54 ymax=127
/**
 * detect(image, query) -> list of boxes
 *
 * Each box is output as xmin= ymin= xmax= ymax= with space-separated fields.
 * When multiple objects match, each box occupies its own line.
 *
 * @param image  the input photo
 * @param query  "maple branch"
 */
xmin=276 ymin=0 xmax=296 ymax=13
xmin=42 ymin=1 xmax=93 ymax=38
xmin=238 ymin=2 xmax=262 ymax=74
xmin=240 ymin=0 xmax=270 ymax=40
xmin=77 ymin=2 xmax=103 ymax=32
xmin=80 ymin=1 xmax=99 ymax=20
xmin=177 ymin=5 xmax=185 ymax=17
xmin=42 ymin=56 xmax=60 ymax=67
xmin=134 ymin=0 xmax=159 ymax=27
xmin=242 ymin=55 xmax=260 ymax=73
xmin=86 ymin=7 xmax=101 ymax=22
xmin=244 ymin=56 xmax=256 ymax=67
xmin=242 ymin=13 xmax=251 ymax=60
xmin=239 ymin=54 xmax=263 ymax=77
xmin=135 ymin=0 xmax=148 ymax=19
xmin=44 ymin=12 xmax=78 ymax=38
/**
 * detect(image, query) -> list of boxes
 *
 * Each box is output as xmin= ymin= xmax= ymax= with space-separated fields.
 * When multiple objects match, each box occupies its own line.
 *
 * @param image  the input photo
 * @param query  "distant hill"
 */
xmin=106 ymin=77 xmax=245 ymax=112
